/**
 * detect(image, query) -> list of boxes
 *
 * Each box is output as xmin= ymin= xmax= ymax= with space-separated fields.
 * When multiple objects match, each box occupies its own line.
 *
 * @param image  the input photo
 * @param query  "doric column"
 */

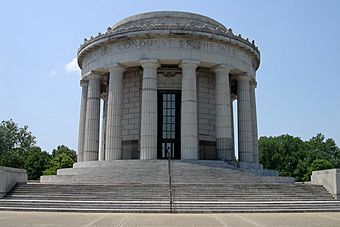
xmin=99 ymin=93 xmax=107 ymax=161
xmin=140 ymin=59 xmax=159 ymax=160
xmin=250 ymin=80 xmax=259 ymax=164
xmin=77 ymin=81 xmax=88 ymax=162
xmin=83 ymin=74 xmax=101 ymax=161
xmin=237 ymin=74 xmax=254 ymax=163
xmin=180 ymin=60 xmax=199 ymax=160
xmin=214 ymin=65 xmax=233 ymax=161
xmin=105 ymin=65 xmax=124 ymax=160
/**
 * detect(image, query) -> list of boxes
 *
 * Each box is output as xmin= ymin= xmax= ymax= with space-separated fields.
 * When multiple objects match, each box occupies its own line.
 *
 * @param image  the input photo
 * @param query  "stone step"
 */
xmin=41 ymin=160 xmax=294 ymax=184
xmin=1 ymin=200 xmax=340 ymax=213
xmin=2 ymin=160 xmax=336 ymax=212
xmin=4 ymin=183 xmax=335 ymax=199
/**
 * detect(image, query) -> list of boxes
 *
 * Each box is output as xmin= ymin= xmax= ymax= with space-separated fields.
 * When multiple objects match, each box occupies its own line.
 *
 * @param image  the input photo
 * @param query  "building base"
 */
xmin=40 ymin=160 xmax=293 ymax=184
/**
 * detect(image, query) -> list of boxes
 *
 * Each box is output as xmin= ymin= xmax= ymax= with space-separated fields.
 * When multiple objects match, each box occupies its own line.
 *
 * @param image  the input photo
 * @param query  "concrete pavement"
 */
xmin=1 ymin=211 xmax=340 ymax=226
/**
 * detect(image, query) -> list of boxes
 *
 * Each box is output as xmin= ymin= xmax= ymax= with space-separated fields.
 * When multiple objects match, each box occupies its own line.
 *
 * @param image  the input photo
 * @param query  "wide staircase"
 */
xmin=40 ymin=160 xmax=294 ymax=184
xmin=1 ymin=160 xmax=339 ymax=212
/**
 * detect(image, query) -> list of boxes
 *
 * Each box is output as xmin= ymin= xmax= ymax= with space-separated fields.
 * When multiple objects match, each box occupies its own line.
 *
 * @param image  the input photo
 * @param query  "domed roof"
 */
xmin=78 ymin=11 xmax=260 ymax=69
xmin=110 ymin=11 xmax=228 ymax=33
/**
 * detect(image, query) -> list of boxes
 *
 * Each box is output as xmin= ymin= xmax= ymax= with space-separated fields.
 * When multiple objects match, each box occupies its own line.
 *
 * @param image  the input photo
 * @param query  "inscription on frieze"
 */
xmin=107 ymin=38 xmax=239 ymax=56
xmin=83 ymin=38 xmax=252 ymax=68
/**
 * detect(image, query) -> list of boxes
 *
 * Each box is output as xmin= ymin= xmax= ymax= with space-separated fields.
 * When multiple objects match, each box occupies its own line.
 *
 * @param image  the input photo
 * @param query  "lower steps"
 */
xmin=1 ymin=182 xmax=339 ymax=213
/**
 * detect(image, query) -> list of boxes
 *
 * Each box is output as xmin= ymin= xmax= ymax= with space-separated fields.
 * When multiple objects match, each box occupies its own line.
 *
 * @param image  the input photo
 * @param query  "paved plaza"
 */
xmin=1 ymin=211 xmax=340 ymax=226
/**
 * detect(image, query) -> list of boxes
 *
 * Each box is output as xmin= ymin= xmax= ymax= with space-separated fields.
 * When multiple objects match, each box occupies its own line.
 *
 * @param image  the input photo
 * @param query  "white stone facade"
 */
xmin=122 ymin=69 xmax=141 ymax=142
xmin=76 ymin=11 xmax=261 ymax=167
xmin=197 ymin=70 xmax=216 ymax=142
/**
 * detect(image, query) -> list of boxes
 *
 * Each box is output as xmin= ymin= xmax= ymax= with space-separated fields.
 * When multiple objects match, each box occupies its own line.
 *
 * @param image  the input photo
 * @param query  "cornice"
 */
xmin=77 ymin=12 xmax=261 ymax=70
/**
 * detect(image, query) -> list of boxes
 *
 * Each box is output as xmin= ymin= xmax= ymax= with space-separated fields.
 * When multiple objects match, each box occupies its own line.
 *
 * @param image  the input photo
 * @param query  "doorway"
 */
xmin=157 ymin=91 xmax=181 ymax=159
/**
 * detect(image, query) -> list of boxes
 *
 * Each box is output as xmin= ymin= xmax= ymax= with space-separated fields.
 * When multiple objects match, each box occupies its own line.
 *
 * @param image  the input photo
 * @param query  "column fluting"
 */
xmin=250 ymin=80 xmax=259 ymax=164
xmin=140 ymin=59 xmax=159 ymax=160
xmin=77 ymin=81 xmax=88 ymax=162
xmin=214 ymin=65 xmax=233 ymax=161
xmin=180 ymin=60 xmax=199 ymax=160
xmin=83 ymin=74 xmax=102 ymax=161
xmin=105 ymin=65 xmax=124 ymax=160
xmin=237 ymin=74 xmax=254 ymax=163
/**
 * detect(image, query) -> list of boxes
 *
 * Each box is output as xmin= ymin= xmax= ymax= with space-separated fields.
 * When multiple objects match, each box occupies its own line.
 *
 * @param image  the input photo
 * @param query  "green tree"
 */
xmin=309 ymin=159 xmax=333 ymax=171
xmin=0 ymin=120 xmax=77 ymax=179
xmin=294 ymin=160 xmax=306 ymax=180
xmin=259 ymin=133 xmax=340 ymax=182
xmin=305 ymin=134 xmax=340 ymax=167
xmin=0 ymin=149 xmax=26 ymax=168
xmin=0 ymin=119 xmax=35 ymax=154
xmin=43 ymin=145 xmax=77 ymax=175
xmin=24 ymin=147 xmax=51 ymax=180
xmin=259 ymin=134 xmax=306 ymax=178
xmin=304 ymin=159 xmax=333 ymax=181
xmin=0 ymin=120 xmax=36 ymax=168
xmin=51 ymin=145 xmax=77 ymax=162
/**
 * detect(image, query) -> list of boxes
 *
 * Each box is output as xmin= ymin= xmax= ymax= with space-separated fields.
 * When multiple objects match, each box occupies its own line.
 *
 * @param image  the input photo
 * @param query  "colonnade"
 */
xmin=77 ymin=60 xmax=259 ymax=165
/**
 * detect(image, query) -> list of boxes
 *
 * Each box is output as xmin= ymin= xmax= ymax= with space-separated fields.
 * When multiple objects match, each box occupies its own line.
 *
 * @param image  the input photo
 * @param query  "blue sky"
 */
xmin=0 ymin=0 xmax=339 ymax=152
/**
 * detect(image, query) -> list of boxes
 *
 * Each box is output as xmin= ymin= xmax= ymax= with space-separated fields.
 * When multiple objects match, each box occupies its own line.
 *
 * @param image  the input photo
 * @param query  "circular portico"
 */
xmin=76 ymin=11 xmax=261 ymax=170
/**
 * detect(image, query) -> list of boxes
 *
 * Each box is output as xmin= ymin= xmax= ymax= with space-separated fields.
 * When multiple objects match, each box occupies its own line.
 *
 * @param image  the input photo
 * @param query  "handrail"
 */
xmin=167 ymin=149 xmax=173 ymax=213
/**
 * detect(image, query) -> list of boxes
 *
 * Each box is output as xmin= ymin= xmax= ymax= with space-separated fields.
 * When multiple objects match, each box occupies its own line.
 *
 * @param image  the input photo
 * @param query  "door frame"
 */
xmin=157 ymin=90 xmax=181 ymax=159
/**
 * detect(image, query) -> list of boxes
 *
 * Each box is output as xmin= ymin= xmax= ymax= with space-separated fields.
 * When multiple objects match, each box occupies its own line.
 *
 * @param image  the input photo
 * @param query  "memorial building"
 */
xmin=4 ymin=11 xmax=338 ymax=214
xmin=76 ymin=11 xmax=261 ymax=170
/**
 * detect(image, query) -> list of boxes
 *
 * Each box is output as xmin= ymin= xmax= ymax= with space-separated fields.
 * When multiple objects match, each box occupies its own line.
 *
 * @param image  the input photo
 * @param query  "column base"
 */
xmin=224 ymin=161 xmax=279 ymax=176
xmin=216 ymin=138 xmax=234 ymax=161
xmin=238 ymin=161 xmax=263 ymax=173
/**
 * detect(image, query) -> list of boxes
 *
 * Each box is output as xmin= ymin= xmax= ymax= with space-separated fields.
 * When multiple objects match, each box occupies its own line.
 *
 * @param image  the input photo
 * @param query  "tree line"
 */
xmin=1 ymin=119 xmax=339 ymax=181
xmin=259 ymin=134 xmax=340 ymax=181
xmin=0 ymin=120 xmax=76 ymax=180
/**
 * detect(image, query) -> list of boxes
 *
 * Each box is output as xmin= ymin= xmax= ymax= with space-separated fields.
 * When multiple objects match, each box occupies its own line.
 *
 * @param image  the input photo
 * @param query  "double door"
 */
xmin=157 ymin=91 xmax=181 ymax=159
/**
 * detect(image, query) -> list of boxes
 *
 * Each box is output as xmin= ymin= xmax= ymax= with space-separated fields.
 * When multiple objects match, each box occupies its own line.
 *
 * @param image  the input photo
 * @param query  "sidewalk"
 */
xmin=1 ymin=211 xmax=340 ymax=226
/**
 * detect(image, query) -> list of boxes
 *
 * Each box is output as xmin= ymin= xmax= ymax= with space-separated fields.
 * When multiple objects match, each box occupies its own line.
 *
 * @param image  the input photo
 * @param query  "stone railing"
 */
xmin=0 ymin=166 xmax=27 ymax=198
xmin=311 ymin=169 xmax=340 ymax=199
xmin=79 ymin=22 xmax=259 ymax=53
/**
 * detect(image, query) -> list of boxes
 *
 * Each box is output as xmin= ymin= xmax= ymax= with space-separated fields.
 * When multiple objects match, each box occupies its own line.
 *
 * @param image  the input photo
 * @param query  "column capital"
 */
xmin=237 ymin=73 xmax=251 ymax=81
xmin=80 ymin=80 xmax=88 ymax=87
xmin=213 ymin=64 xmax=232 ymax=74
xmin=139 ymin=59 xmax=160 ymax=69
xmin=250 ymin=79 xmax=257 ymax=88
xmin=109 ymin=63 xmax=125 ymax=74
xmin=83 ymin=71 xmax=102 ymax=80
xmin=179 ymin=60 xmax=200 ymax=69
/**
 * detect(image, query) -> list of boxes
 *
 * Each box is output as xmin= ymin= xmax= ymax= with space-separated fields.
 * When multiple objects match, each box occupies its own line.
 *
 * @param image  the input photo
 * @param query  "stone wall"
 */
xmin=312 ymin=169 xmax=340 ymax=199
xmin=122 ymin=69 xmax=142 ymax=158
xmin=0 ymin=166 xmax=27 ymax=198
xmin=197 ymin=70 xmax=216 ymax=141
xmin=197 ymin=70 xmax=216 ymax=159
xmin=120 ymin=68 xmax=218 ymax=159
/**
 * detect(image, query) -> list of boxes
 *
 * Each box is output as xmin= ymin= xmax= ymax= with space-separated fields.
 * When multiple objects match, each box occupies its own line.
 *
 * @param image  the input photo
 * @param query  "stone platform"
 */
xmin=40 ymin=160 xmax=294 ymax=184
xmin=1 ymin=161 xmax=338 ymax=213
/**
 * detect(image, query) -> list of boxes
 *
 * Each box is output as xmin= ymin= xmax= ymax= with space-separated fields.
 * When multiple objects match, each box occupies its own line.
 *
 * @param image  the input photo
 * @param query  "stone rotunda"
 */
xmin=7 ymin=11 xmax=338 ymax=214
xmin=41 ymin=11 xmax=281 ymax=184
xmin=78 ymin=11 xmax=260 ymax=166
